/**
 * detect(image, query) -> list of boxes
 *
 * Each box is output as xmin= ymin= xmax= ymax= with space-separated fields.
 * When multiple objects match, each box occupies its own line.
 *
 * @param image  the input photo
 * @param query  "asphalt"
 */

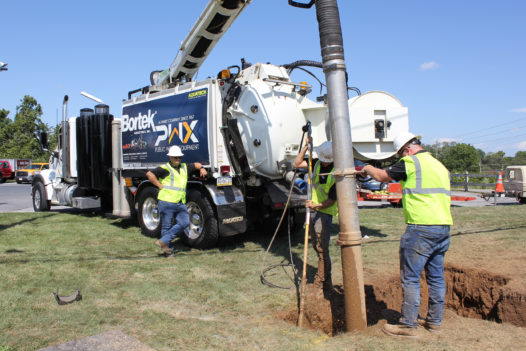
xmin=0 ymin=181 xmax=521 ymax=214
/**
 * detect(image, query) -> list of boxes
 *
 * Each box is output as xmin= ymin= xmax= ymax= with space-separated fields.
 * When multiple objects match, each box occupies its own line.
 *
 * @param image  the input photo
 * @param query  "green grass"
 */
xmin=1 ymin=206 xmax=525 ymax=350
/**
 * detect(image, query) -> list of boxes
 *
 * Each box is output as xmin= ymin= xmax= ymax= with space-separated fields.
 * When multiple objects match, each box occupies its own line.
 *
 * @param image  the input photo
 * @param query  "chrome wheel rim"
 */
xmin=142 ymin=197 xmax=160 ymax=231
xmin=34 ymin=189 xmax=41 ymax=209
xmin=186 ymin=201 xmax=203 ymax=239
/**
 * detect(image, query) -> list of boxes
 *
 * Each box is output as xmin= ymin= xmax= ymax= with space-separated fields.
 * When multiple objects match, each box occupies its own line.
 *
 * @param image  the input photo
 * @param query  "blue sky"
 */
xmin=1 ymin=0 xmax=525 ymax=156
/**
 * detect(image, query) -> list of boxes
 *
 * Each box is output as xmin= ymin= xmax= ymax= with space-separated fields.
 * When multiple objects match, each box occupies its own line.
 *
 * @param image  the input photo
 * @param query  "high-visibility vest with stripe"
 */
xmin=311 ymin=161 xmax=338 ymax=217
xmin=157 ymin=163 xmax=187 ymax=204
xmin=400 ymin=152 xmax=453 ymax=225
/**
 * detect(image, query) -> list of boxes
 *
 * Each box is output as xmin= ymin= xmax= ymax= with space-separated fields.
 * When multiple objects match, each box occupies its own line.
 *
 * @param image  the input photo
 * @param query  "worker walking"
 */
xmin=146 ymin=145 xmax=207 ymax=257
xmin=293 ymin=138 xmax=338 ymax=290
xmin=362 ymin=132 xmax=452 ymax=337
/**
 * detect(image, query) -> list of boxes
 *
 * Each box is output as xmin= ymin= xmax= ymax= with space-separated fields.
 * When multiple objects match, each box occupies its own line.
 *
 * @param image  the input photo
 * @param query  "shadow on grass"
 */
xmin=0 ymin=213 xmax=55 ymax=232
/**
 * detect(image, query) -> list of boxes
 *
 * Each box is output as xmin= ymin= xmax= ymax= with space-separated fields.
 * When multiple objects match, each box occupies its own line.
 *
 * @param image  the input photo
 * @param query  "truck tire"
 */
xmin=32 ymin=182 xmax=50 ymax=211
xmin=137 ymin=187 xmax=161 ymax=238
xmin=183 ymin=189 xmax=218 ymax=249
xmin=0 ymin=178 xmax=5 ymax=184
xmin=520 ymin=197 xmax=526 ymax=204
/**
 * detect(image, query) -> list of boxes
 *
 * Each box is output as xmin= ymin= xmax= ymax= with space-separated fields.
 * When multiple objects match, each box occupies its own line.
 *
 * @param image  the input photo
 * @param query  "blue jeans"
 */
xmin=158 ymin=200 xmax=190 ymax=249
xmin=399 ymin=224 xmax=450 ymax=327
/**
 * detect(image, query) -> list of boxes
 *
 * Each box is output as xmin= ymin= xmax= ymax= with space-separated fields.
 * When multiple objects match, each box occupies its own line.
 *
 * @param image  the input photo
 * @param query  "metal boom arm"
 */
xmin=154 ymin=0 xmax=250 ymax=86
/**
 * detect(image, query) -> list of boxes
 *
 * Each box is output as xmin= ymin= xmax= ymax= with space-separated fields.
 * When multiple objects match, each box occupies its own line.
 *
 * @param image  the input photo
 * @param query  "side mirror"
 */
xmin=40 ymin=132 xmax=49 ymax=151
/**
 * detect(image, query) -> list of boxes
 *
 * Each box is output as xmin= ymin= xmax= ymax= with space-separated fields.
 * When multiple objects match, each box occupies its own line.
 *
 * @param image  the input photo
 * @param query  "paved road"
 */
xmin=0 ymin=182 xmax=70 ymax=213
xmin=0 ymin=181 xmax=520 ymax=213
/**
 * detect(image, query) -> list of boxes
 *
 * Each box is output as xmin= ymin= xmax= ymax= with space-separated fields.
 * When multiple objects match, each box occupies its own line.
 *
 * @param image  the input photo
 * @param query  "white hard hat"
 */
xmin=167 ymin=145 xmax=184 ymax=157
xmin=393 ymin=132 xmax=421 ymax=156
xmin=315 ymin=141 xmax=333 ymax=163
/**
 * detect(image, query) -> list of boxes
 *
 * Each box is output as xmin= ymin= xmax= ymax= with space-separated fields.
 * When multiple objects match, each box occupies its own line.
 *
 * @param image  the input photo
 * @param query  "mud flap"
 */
xmin=204 ymin=184 xmax=247 ymax=237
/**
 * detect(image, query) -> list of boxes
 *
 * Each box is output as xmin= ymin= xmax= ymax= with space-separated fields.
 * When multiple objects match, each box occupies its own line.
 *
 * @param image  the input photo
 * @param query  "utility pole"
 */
xmin=289 ymin=0 xmax=367 ymax=331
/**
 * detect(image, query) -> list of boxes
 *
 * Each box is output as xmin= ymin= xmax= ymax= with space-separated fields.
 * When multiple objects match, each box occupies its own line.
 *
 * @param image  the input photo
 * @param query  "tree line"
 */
xmin=422 ymin=142 xmax=526 ymax=173
xmin=1 ymin=95 xmax=525 ymax=171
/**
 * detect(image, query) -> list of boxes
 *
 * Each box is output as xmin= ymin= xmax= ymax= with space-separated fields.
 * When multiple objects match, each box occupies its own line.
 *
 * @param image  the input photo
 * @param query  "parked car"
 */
xmin=360 ymin=178 xmax=389 ymax=192
xmin=354 ymin=159 xmax=393 ymax=192
xmin=15 ymin=162 xmax=49 ymax=184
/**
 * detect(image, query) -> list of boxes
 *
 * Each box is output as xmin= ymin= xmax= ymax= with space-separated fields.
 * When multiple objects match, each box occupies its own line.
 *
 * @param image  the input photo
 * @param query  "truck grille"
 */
xmin=16 ymin=171 xmax=28 ymax=177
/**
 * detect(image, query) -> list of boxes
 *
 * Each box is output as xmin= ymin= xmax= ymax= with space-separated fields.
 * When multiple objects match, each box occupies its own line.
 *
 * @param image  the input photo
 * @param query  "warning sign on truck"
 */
xmin=121 ymin=88 xmax=209 ymax=168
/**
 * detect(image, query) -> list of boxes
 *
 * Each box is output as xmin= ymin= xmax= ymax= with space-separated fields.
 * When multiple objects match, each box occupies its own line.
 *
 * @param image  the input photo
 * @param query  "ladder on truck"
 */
xmin=153 ymin=0 xmax=250 ymax=86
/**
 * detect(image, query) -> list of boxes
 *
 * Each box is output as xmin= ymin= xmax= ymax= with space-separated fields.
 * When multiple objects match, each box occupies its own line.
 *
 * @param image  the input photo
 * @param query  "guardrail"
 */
xmin=451 ymin=172 xmax=497 ymax=191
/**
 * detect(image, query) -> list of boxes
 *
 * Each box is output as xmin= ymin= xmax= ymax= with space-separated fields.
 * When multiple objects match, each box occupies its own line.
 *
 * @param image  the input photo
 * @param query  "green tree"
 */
xmin=439 ymin=143 xmax=480 ymax=172
xmin=0 ymin=109 xmax=13 ymax=154
xmin=1 ymin=96 xmax=48 ymax=160
xmin=513 ymin=151 xmax=526 ymax=165
xmin=482 ymin=151 xmax=506 ymax=170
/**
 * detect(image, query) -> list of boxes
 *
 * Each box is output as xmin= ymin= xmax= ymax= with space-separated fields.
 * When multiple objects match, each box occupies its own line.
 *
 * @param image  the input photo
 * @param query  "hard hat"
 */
xmin=315 ymin=141 xmax=333 ymax=163
xmin=167 ymin=145 xmax=184 ymax=157
xmin=393 ymin=132 xmax=421 ymax=156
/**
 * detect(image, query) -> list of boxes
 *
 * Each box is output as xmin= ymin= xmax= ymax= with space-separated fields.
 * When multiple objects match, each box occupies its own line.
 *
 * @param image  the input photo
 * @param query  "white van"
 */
xmin=504 ymin=166 xmax=526 ymax=203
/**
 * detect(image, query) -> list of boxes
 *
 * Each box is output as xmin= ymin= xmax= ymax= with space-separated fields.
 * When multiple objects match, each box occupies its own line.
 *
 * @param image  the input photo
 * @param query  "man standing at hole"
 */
xmin=146 ymin=145 xmax=207 ymax=257
xmin=362 ymin=131 xmax=452 ymax=338
xmin=293 ymin=138 xmax=337 ymax=291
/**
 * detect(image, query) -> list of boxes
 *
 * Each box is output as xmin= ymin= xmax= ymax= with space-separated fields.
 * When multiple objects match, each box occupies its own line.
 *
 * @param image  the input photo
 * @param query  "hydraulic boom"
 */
xmin=153 ymin=0 xmax=250 ymax=86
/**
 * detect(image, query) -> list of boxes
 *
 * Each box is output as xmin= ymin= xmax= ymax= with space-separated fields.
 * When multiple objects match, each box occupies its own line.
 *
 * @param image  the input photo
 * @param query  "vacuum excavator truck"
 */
xmin=32 ymin=0 xmax=409 ymax=248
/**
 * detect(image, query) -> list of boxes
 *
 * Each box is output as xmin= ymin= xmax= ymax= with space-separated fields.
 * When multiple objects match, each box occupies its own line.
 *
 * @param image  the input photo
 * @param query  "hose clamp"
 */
xmin=337 ymin=231 xmax=363 ymax=246
xmin=322 ymin=62 xmax=347 ymax=73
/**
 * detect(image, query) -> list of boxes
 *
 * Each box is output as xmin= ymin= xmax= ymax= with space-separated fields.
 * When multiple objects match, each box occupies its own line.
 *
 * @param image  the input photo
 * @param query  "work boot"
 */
xmin=417 ymin=318 xmax=442 ymax=334
xmin=382 ymin=323 xmax=418 ymax=338
xmin=156 ymin=240 xmax=173 ymax=256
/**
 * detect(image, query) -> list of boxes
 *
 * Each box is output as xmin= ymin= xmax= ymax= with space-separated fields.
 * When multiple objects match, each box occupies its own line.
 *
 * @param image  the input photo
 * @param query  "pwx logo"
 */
xmin=155 ymin=120 xmax=199 ymax=146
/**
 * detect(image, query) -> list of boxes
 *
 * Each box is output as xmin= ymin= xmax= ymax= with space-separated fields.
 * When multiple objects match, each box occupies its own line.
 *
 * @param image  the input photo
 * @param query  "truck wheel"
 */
xmin=183 ymin=189 xmax=218 ymax=249
xmin=0 ymin=178 xmax=5 ymax=184
xmin=137 ymin=187 xmax=161 ymax=238
xmin=520 ymin=197 xmax=526 ymax=204
xmin=32 ymin=182 xmax=50 ymax=211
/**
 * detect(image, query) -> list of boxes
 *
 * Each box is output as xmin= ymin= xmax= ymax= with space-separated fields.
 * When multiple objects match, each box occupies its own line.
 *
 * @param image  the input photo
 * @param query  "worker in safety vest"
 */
xmin=293 ymin=138 xmax=337 ymax=290
xmin=362 ymin=132 xmax=452 ymax=338
xmin=146 ymin=145 xmax=207 ymax=257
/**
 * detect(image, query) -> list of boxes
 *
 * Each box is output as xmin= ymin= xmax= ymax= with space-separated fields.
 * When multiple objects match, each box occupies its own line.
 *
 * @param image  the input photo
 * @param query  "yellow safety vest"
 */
xmin=311 ymin=161 xmax=338 ymax=217
xmin=400 ymin=152 xmax=453 ymax=225
xmin=157 ymin=162 xmax=188 ymax=204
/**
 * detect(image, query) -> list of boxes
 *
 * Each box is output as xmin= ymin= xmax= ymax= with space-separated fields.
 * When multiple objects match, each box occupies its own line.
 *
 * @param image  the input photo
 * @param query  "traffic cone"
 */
xmin=495 ymin=172 xmax=504 ymax=193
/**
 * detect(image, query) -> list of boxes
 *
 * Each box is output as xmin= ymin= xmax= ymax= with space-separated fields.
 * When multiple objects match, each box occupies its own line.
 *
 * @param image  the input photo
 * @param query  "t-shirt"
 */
xmin=150 ymin=162 xmax=197 ymax=180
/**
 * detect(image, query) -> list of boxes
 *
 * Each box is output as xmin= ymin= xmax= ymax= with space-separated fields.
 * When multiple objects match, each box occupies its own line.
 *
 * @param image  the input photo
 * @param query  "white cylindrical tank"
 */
xmin=347 ymin=91 xmax=409 ymax=160
xmin=232 ymin=63 xmax=328 ymax=179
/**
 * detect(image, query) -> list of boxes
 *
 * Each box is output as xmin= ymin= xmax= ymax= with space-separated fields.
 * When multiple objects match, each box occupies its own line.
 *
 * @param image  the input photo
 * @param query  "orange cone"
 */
xmin=495 ymin=172 xmax=504 ymax=193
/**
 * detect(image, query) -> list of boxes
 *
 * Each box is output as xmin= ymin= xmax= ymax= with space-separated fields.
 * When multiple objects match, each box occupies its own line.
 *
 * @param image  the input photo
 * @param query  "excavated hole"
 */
xmin=280 ymin=264 xmax=526 ymax=336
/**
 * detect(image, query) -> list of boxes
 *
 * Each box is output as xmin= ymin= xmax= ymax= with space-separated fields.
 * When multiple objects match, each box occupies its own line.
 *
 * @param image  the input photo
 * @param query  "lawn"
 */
xmin=0 ymin=205 xmax=525 ymax=350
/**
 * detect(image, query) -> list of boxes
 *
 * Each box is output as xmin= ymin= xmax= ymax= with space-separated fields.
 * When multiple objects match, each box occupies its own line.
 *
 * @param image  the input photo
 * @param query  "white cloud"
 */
xmin=511 ymin=107 xmax=526 ymax=113
xmin=517 ymin=141 xmax=526 ymax=149
xmin=420 ymin=61 xmax=439 ymax=71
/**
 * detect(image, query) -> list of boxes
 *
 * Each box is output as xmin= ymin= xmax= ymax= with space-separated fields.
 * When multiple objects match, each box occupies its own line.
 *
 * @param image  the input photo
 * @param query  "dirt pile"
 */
xmin=282 ymin=264 xmax=526 ymax=335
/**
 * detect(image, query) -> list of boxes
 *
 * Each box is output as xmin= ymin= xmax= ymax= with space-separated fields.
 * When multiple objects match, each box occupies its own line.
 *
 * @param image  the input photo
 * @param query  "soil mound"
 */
xmin=282 ymin=264 xmax=526 ymax=335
